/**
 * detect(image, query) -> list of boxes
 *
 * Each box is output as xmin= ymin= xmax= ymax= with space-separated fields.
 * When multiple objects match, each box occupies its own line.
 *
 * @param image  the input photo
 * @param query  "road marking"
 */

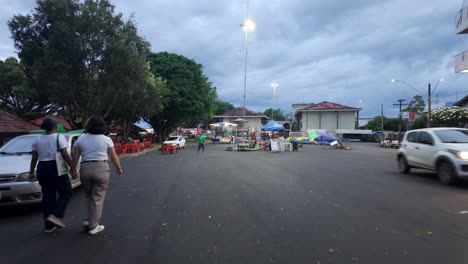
xmin=459 ymin=211 xmax=468 ymax=214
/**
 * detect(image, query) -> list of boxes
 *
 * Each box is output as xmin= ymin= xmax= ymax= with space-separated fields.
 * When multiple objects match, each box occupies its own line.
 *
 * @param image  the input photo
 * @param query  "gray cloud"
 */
xmin=1 ymin=0 xmax=467 ymax=118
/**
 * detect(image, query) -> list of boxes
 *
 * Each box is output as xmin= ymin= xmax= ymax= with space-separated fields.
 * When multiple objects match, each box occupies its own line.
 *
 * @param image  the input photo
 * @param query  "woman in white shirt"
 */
xmin=70 ymin=116 xmax=122 ymax=235
xmin=29 ymin=117 xmax=75 ymax=233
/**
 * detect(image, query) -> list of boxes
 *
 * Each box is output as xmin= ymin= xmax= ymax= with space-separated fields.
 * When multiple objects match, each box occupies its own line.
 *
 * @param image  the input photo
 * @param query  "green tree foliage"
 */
xmin=264 ymin=108 xmax=286 ymax=121
xmin=403 ymin=95 xmax=425 ymax=113
xmin=0 ymin=57 xmax=51 ymax=115
xmin=365 ymin=116 xmax=401 ymax=131
xmin=8 ymin=0 xmax=159 ymax=127
xmin=213 ymin=100 xmax=234 ymax=115
xmin=411 ymin=115 xmax=427 ymax=129
xmin=147 ymin=52 xmax=216 ymax=138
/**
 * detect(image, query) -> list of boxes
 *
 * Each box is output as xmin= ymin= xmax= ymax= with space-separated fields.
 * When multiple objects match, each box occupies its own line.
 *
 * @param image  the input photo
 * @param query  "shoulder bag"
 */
xmin=56 ymin=134 xmax=69 ymax=176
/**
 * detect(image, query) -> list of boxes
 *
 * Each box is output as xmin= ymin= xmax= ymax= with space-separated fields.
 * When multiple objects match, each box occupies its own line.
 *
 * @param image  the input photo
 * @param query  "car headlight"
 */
xmin=171 ymin=143 xmax=177 ymax=146
xmin=449 ymin=150 xmax=468 ymax=160
xmin=457 ymin=151 xmax=468 ymax=160
xmin=16 ymin=172 xmax=37 ymax=182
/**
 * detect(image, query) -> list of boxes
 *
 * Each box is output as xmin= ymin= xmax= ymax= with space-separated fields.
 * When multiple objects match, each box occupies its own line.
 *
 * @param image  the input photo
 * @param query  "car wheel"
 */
xmin=398 ymin=156 xmax=410 ymax=174
xmin=438 ymin=161 xmax=457 ymax=185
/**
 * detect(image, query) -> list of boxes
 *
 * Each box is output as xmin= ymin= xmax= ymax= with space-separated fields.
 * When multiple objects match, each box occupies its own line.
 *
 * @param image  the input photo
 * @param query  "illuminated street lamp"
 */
xmin=270 ymin=82 xmax=279 ymax=119
xmin=391 ymin=78 xmax=444 ymax=128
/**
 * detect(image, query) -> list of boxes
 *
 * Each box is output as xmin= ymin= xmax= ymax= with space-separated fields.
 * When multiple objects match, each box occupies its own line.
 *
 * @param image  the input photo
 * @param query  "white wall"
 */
xmin=321 ymin=112 xmax=337 ymax=131
xmin=299 ymin=111 xmax=356 ymax=132
xmin=338 ymin=112 xmax=355 ymax=129
xmin=302 ymin=112 xmax=320 ymax=130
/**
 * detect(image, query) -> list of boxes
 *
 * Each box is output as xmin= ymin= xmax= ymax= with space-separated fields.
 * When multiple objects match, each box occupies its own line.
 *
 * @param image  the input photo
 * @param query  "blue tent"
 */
xmin=261 ymin=121 xmax=285 ymax=131
xmin=315 ymin=134 xmax=338 ymax=145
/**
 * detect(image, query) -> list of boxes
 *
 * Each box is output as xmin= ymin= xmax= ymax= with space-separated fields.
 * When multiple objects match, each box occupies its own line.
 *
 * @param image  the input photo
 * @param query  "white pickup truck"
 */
xmin=380 ymin=133 xmax=401 ymax=148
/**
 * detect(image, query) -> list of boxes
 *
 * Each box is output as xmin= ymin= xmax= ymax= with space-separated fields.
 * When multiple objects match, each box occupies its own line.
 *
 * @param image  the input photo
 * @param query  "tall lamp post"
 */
xmin=240 ymin=19 xmax=255 ymax=125
xmin=270 ymin=82 xmax=279 ymax=119
xmin=391 ymin=78 xmax=444 ymax=128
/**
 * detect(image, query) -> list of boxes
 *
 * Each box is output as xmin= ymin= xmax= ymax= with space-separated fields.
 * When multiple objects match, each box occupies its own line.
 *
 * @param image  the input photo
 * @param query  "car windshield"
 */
xmin=0 ymin=136 xmax=38 ymax=155
xmin=434 ymin=130 xmax=468 ymax=143
xmin=166 ymin=137 xmax=179 ymax=141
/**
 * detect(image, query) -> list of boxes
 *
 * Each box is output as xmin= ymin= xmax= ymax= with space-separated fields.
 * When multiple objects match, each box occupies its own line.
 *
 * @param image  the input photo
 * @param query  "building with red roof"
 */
xmin=0 ymin=110 xmax=39 ymax=145
xmin=293 ymin=101 xmax=361 ymax=134
xmin=212 ymin=107 xmax=268 ymax=132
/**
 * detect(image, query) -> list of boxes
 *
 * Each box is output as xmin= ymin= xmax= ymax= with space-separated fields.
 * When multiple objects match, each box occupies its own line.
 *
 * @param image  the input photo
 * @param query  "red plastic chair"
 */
xmin=161 ymin=144 xmax=177 ymax=154
xmin=125 ymin=143 xmax=137 ymax=153
xmin=115 ymin=143 xmax=129 ymax=155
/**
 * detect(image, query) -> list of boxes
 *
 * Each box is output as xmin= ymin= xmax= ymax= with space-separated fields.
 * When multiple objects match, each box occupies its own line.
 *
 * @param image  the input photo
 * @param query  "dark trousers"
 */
xmin=37 ymin=161 xmax=72 ymax=229
xmin=198 ymin=143 xmax=204 ymax=152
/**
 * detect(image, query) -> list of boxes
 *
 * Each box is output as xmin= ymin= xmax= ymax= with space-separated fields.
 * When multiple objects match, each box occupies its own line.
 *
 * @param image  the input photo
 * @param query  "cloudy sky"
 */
xmin=1 ymin=0 xmax=467 ymax=118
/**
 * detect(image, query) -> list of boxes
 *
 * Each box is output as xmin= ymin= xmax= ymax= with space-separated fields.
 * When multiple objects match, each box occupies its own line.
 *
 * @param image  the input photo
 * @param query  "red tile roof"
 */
xmin=32 ymin=116 xmax=73 ymax=130
xmin=0 ymin=110 xmax=39 ymax=133
xmin=300 ymin=101 xmax=360 ymax=111
xmin=216 ymin=107 xmax=266 ymax=117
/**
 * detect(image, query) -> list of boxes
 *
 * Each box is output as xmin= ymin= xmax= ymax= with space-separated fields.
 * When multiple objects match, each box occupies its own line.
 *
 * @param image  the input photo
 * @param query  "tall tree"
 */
xmin=213 ymin=100 xmax=234 ymax=114
xmin=147 ymin=52 xmax=216 ymax=138
xmin=8 ymin=0 xmax=158 ymax=126
xmin=0 ymin=57 xmax=51 ymax=115
xmin=403 ymin=95 xmax=425 ymax=113
xmin=264 ymin=108 xmax=286 ymax=120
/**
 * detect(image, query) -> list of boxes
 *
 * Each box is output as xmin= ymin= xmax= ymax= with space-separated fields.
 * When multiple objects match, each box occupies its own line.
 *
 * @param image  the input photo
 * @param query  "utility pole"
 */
xmin=393 ymin=99 xmax=408 ymax=142
xmin=381 ymin=104 xmax=384 ymax=140
xmin=427 ymin=83 xmax=431 ymax=128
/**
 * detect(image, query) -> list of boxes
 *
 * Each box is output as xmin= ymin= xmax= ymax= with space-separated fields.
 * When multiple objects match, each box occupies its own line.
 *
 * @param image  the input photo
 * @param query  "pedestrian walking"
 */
xmin=29 ymin=117 xmax=76 ymax=233
xmin=70 ymin=116 xmax=123 ymax=235
xmin=197 ymin=134 xmax=206 ymax=152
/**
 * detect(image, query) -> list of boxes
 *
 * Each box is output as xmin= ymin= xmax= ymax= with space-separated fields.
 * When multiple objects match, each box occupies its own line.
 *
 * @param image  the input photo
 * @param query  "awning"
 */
xmin=209 ymin=122 xmax=238 ymax=127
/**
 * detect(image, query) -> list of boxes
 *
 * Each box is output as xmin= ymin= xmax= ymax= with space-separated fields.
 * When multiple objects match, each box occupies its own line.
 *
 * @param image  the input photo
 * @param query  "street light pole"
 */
xmin=270 ymin=82 xmax=278 ymax=119
xmin=427 ymin=83 xmax=431 ymax=128
xmin=241 ymin=19 xmax=255 ymax=125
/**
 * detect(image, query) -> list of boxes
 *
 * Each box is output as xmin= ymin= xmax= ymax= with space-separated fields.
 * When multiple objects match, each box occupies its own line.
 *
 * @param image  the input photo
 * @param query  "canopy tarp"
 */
xmin=261 ymin=121 xmax=285 ymax=131
xmin=209 ymin=122 xmax=238 ymax=127
xmin=307 ymin=130 xmax=338 ymax=145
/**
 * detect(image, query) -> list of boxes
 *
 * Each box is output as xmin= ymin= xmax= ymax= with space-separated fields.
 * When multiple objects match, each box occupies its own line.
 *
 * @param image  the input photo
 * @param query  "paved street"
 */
xmin=2 ymin=143 xmax=468 ymax=264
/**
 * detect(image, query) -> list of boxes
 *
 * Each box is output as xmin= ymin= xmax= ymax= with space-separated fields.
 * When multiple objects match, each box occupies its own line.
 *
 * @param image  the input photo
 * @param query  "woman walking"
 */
xmin=30 ymin=117 xmax=75 ymax=233
xmin=70 ymin=116 xmax=123 ymax=235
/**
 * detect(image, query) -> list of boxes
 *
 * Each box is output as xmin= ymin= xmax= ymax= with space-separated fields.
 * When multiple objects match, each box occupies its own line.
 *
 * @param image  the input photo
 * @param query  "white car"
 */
xmin=397 ymin=128 xmax=468 ymax=185
xmin=0 ymin=133 xmax=81 ymax=206
xmin=163 ymin=136 xmax=186 ymax=149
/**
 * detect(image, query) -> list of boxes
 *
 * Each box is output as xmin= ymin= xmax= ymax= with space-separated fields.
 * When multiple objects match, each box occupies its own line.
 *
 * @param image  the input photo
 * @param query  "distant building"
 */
xmin=453 ymin=94 xmax=468 ymax=109
xmin=456 ymin=5 xmax=468 ymax=72
xmin=0 ymin=110 xmax=38 ymax=145
xmin=212 ymin=107 xmax=268 ymax=133
xmin=293 ymin=101 xmax=361 ymax=135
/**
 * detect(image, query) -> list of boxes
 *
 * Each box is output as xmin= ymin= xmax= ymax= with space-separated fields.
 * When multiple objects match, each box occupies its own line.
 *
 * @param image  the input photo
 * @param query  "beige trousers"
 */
xmin=79 ymin=162 xmax=110 ymax=229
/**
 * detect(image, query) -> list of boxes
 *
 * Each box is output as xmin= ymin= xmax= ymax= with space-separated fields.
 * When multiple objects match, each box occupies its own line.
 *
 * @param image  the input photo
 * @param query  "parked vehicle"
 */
xmin=397 ymin=128 xmax=468 ymax=185
xmin=163 ymin=136 xmax=186 ymax=149
xmin=380 ymin=132 xmax=401 ymax=148
xmin=0 ymin=133 xmax=81 ymax=206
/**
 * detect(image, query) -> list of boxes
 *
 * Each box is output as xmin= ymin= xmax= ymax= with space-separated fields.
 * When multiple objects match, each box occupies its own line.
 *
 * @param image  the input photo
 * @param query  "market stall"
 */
xmin=209 ymin=121 xmax=238 ymax=143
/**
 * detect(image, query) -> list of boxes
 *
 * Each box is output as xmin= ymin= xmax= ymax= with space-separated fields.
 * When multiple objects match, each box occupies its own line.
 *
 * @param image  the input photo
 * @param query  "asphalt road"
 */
xmin=2 ymin=143 xmax=468 ymax=264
